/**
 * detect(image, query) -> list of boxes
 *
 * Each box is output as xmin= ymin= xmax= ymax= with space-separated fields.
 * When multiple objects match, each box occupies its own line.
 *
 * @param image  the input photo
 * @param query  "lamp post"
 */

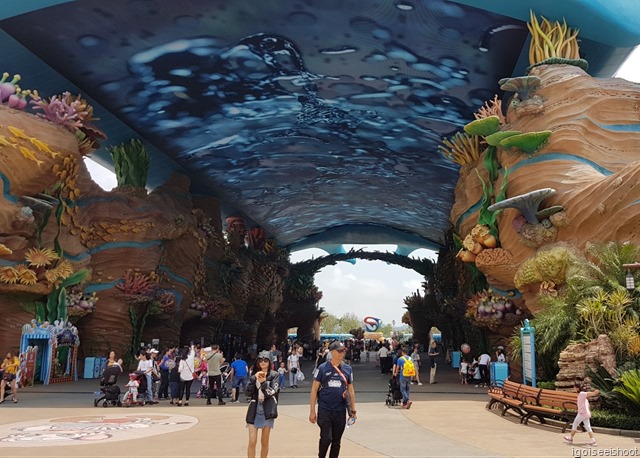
xmin=623 ymin=263 xmax=640 ymax=291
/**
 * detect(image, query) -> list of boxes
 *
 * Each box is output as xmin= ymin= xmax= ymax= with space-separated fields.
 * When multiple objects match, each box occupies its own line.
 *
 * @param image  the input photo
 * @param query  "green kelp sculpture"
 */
xmin=108 ymin=139 xmax=150 ymax=189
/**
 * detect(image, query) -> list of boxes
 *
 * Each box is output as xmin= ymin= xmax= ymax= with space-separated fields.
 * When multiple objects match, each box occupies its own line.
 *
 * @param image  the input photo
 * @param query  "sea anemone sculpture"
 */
xmin=438 ymin=132 xmax=481 ymax=165
xmin=24 ymin=247 xmax=59 ymax=268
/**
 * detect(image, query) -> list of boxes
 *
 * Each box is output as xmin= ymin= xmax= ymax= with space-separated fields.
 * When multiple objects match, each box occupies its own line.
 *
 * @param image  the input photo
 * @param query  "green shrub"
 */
xmin=613 ymin=369 xmax=640 ymax=408
xmin=536 ymin=381 xmax=556 ymax=390
xmin=591 ymin=409 xmax=640 ymax=430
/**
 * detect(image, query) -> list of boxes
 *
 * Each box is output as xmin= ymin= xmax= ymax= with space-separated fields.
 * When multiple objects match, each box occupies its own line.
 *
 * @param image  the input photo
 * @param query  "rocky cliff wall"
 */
xmin=0 ymin=106 xmax=224 ymax=355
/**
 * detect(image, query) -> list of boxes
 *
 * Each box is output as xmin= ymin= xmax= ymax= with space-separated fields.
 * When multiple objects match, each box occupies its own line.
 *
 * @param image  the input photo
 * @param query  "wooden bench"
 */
xmin=521 ymin=388 xmax=578 ymax=432
xmin=486 ymin=379 xmax=541 ymax=419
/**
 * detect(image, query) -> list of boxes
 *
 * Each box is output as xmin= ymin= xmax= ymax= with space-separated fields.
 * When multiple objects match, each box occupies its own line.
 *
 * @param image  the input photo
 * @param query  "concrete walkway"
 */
xmin=0 ymin=354 xmax=638 ymax=457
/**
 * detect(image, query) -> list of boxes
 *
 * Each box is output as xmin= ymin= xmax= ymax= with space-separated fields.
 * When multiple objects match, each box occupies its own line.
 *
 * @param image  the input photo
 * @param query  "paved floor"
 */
xmin=0 ymin=354 xmax=638 ymax=457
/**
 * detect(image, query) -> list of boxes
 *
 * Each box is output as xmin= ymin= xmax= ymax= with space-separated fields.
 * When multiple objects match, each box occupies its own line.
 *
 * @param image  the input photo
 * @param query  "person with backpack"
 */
xmin=393 ymin=346 xmax=415 ymax=409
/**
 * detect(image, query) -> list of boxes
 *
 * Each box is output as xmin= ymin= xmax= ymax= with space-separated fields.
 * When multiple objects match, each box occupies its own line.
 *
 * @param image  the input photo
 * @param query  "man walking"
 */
xmin=477 ymin=351 xmax=492 ymax=387
xmin=393 ymin=346 xmax=414 ymax=409
xmin=428 ymin=341 xmax=440 ymax=384
xmin=309 ymin=341 xmax=357 ymax=458
xmin=204 ymin=345 xmax=226 ymax=405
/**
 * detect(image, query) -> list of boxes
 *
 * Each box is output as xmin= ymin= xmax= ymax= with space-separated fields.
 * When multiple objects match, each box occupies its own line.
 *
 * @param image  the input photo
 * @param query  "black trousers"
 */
xmin=479 ymin=364 xmax=489 ymax=385
xmin=207 ymin=374 xmax=223 ymax=401
xmin=178 ymin=379 xmax=193 ymax=401
xmin=159 ymin=369 xmax=169 ymax=399
xmin=317 ymin=408 xmax=346 ymax=458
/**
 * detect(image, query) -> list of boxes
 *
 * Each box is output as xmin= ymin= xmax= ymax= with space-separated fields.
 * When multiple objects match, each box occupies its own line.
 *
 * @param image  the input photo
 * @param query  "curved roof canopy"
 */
xmin=1 ymin=0 xmax=638 ymax=252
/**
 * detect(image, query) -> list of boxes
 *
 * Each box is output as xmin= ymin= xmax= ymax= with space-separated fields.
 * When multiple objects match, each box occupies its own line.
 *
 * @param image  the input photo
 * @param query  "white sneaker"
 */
xmin=563 ymin=435 xmax=573 ymax=443
xmin=587 ymin=439 xmax=597 ymax=446
xmin=417 ymin=382 xmax=423 ymax=386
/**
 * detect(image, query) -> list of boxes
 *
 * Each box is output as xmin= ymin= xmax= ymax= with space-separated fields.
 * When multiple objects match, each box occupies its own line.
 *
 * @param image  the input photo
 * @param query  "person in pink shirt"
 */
xmin=564 ymin=382 xmax=599 ymax=446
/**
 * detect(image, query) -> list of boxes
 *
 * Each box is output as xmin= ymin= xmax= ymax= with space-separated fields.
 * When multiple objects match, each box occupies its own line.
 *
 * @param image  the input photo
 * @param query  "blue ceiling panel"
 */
xmin=0 ymin=0 xmax=637 ymax=249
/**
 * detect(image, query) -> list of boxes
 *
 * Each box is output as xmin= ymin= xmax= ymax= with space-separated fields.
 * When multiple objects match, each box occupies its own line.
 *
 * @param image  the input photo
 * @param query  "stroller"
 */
xmin=385 ymin=376 xmax=403 ymax=407
xmin=94 ymin=364 xmax=122 ymax=407
xmin=121 ymin=371 xmax=148 ymax=407
xmin=196 ymin=364 xmax=231 ymax=399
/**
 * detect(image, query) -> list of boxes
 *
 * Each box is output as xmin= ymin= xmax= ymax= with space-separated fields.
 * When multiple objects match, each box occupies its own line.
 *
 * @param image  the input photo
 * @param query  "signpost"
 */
xmin=520 ymin=319 xmax=537 ymax=387
xmin=23 ymin=346 xmax=38 ymax=387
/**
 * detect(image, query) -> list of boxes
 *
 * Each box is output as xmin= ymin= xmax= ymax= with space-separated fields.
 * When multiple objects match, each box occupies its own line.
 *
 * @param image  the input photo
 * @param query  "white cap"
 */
xmin=150 ymin=348 xmax=159 ymax=353
xmin=204 ymin=347 xmax=212 ymax=352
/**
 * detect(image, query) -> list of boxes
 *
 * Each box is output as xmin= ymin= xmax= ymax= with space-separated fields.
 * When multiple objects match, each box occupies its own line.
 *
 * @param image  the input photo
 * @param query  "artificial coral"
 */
xmin=438 ymin=132 xmax=481 ymax=166
xmin=474 ymin=95 xmax=506 ymax=124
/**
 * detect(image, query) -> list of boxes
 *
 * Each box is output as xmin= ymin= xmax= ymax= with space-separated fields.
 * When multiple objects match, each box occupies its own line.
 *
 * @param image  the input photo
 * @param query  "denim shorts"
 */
xmin=232 ymin=376 xmax=247 ymax=389
xmin=251 ymin=401 xmax=274 ymax=429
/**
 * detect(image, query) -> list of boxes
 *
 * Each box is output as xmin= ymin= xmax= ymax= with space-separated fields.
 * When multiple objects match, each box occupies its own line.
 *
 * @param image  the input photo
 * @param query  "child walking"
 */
xmin=564 ymin=382 xmax=599 ymax=446
xmin=277 ymin=361 xmax=287 ymax=389
xmin=459 ymin=358 xmax=469 ymax=384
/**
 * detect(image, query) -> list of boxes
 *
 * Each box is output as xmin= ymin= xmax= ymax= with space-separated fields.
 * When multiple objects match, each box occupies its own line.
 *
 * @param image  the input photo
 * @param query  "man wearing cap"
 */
xmin=204 ymin=345 xmax=226 ymax=405
xmin=309 ymin=341 xmax=357 ymax=458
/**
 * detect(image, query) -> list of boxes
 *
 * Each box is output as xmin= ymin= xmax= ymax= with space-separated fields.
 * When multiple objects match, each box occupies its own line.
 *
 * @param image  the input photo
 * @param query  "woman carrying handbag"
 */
xmin=177 ymin=345 xmax=196 ymax=406
xmin=246 ymin=351 xmax=280 ymax=458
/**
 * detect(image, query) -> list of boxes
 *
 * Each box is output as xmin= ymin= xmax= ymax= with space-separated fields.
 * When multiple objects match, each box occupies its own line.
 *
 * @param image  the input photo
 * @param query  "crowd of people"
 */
xmin=7 ymin=339 xmax=573 ymax=457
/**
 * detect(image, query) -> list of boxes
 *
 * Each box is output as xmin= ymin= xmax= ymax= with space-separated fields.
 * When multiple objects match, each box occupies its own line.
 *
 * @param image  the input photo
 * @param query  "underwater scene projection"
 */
xmin=1 ymin=0 xmax=528 ymax=247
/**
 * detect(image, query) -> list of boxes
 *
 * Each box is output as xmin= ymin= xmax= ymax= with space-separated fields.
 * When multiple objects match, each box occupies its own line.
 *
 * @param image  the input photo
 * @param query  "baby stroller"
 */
xmin=122 ymin=371 xmax=147 ymax=407
xmin=94 ymin=365 xmax=122 ymax=407
xmin=211 ymin=364 xmax=232 ymax=399
xmin=196 ymin=364 xmax=231 ymax=399
xmin=385 ymin=376 xmax=403 ymax=407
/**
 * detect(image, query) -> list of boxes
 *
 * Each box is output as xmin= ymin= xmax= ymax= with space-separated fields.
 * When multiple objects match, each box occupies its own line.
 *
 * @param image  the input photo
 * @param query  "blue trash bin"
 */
xmin=490 ymin=362 xmax=509 ymax=387
xmin=92 ymin=358 xmax=102 ymax=378
xmin=451 ymin=351 xmax=461 ymax=368
xmin=83 ymin=357 xmax=96 ymax=379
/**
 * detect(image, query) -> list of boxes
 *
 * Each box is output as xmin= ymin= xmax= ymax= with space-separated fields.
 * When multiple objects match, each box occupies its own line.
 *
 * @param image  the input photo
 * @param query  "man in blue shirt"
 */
xmin=309 ymin=341 xmax=357 ymax=458
xmin=229 ymin=353 xmax=248 ymax=403
xmin=393 ymin=346 xmax=413 ymax=409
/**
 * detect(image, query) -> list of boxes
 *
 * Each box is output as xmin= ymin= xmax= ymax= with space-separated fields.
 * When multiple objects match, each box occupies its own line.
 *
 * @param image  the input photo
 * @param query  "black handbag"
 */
xmin=291 ymin=367 xmax=298 ymax=374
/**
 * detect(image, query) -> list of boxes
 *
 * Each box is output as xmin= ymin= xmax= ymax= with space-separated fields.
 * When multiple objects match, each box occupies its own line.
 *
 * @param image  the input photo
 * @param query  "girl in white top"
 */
xmin=564 ymin=382 xmax=599 ymax=446
xmin=287 ymin=351 xmax=299 ymax=388
xmin=177 ymin=346 xmax=196 ymax=406
xmin=136 ymin=353 xmax=153 ymax=402
xmin=459 ymin=359 xmax=469 ymax=384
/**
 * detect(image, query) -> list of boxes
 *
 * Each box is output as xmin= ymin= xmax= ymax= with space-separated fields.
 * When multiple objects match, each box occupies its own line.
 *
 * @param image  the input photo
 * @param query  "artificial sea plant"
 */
xmin=108 ymin=138 xmax=150 ymax=189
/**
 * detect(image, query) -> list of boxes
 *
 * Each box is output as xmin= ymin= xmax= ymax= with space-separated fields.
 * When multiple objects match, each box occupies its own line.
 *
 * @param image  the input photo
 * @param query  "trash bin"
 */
xmin=93 ymin=357 xmax=103 ymax=378
xmin=98 ymin=357 xmax=107 ymax=375
xmin=451 ymin=351 xmax=461 ymax=368
xmin=83 ymin=357 xmax=96 ymax=379
xmin=490 ymin=362 xmax=509 ymax=387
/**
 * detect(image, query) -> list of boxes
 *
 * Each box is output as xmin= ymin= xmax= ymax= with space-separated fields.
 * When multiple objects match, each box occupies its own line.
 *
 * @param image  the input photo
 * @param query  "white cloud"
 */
xmin=401 ymin=279 xmax=423 ymax=291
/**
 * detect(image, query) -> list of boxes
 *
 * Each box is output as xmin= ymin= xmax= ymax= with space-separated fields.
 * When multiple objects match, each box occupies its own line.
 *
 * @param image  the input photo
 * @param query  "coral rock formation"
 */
xmin=556 ymin=335 xmax=616 ymax=391
xmin=452 ymin=65 xmax=640 ymax=314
